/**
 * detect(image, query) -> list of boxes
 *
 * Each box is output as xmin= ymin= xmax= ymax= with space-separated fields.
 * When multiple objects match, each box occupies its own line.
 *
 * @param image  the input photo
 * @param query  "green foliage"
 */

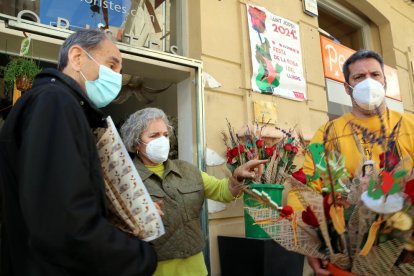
xmin=3 ymin=57 xmax=41 ymax=83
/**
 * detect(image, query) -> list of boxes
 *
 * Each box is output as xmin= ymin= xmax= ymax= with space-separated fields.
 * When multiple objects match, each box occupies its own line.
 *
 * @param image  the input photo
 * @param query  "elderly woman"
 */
xmin=120 ymin=107 xmax=265 ymax=276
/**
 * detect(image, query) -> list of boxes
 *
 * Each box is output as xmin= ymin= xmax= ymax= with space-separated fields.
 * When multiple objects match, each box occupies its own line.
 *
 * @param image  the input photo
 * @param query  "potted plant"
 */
xmin=3 ymin=57 xmax=41 ymax=91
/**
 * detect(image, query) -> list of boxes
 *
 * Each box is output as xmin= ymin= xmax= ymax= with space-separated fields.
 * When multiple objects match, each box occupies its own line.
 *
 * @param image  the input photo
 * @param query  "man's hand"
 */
xmin=232 ymin=159 xmax=268 ymax=182
xmin=308 ymin=256 xmax=331 ymax=276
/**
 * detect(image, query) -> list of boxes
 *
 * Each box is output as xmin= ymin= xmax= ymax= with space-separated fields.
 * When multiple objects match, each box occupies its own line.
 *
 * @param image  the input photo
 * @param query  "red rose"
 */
xmin=379 ymin=151 xmax=399 ymax=171
xmin=292 ymin=168 xmax=306 ymax=184
xmin=264 ymin=146 xmax=275 ymax=157
xmin=256 ymin=139 xmax=264 ymax=148
xmin=230 ymin=145 xmax=244 ymax=157
xmin=280 ymin=205 xmax=293 ymax=218
xmin=284 ymin=143 xmax=293 ymax=152
xmin=248 ymin=6 xmax=266 ymax=34
xmin=291 ymin=146 xmax=299 ymax=154
xmin=404 ymin=179 xmax=414 ymax=204
xmin=302 ymin=206 xmax=319 ymax=227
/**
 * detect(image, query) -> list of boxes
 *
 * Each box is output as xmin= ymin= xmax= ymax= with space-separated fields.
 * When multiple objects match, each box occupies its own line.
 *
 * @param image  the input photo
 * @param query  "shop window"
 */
xmin=318 ymin=8 xmax=363 ymax=50
xmin=317 ymin=0 xmax=373 ymax=50
xmin=0 ymin=0 xmax=183 ymax=55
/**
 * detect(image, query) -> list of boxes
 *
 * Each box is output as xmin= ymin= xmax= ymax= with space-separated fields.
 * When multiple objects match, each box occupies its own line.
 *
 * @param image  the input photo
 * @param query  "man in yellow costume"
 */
xmin=302 ymin=49 xmax=414 ymax=275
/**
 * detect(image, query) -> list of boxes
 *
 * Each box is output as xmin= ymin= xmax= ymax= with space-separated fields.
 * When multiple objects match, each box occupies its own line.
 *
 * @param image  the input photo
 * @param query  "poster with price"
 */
xmin=246 ymin=4 xmax=307 ymax=101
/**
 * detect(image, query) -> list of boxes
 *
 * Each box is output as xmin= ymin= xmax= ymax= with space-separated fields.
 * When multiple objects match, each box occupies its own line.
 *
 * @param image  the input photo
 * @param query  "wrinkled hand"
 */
xmin=154 ymin=200 xmax=164 ymax=216
xmin=308 ymin=256 xmax=330 ymax=276
xmin=232 ymin=159 xmax=268 ymax=182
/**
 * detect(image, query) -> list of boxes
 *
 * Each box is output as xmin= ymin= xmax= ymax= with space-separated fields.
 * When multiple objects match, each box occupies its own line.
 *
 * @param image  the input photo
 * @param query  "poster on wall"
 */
xmin=246 ymin=4 xmax=307 ymax=101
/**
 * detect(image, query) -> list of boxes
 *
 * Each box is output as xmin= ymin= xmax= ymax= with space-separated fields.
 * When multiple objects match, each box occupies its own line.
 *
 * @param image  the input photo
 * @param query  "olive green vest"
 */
xmin=134 ymin=158 xmax=205 ymax=260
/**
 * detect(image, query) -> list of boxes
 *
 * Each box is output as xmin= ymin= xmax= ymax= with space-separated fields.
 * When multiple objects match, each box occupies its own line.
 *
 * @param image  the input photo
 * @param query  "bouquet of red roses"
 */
xmin=222 ymin=120 xmax=304 ymax=185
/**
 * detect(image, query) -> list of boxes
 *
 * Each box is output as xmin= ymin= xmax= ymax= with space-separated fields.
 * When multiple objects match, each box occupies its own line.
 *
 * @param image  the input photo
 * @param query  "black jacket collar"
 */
xmin=33 ymin=68 xmax=107 ymax=128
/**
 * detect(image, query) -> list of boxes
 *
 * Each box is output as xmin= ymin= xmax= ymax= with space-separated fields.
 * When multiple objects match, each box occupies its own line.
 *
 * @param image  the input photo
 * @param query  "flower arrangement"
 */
xmin=244 ymin=114 xmax=414 ymax=275
xmin=222 ymin=120 xmax=305 ymax=185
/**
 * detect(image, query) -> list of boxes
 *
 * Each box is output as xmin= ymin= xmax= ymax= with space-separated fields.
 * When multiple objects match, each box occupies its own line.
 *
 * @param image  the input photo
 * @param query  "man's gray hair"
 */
xmin=120 ymin=107 xmax=172 ymax=152
xmin=57 ymin=29 xmax=109 ymax=71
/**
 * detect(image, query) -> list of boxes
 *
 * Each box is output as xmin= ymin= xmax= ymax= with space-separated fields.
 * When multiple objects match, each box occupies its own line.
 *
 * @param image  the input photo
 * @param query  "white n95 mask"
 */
xmin=141 ymin=136 xmax=170 ymax=164
xmin=350 ymin=78 xmax=385 ymax=111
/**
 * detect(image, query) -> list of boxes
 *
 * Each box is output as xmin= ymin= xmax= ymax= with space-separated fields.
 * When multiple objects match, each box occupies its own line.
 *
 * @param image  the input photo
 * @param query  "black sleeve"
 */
xmin=18 ymin=90 xmax=157 ymax=275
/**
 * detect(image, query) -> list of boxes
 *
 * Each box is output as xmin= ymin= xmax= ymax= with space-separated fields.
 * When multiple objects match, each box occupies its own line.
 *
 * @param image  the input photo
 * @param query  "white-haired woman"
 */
xmin=121 ymin=107 xmax=265 ymax=276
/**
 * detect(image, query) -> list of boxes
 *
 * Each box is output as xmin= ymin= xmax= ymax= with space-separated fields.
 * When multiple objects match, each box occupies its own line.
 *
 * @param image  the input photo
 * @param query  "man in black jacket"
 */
xmin=0 ymin=29 xmax=157 ymax=275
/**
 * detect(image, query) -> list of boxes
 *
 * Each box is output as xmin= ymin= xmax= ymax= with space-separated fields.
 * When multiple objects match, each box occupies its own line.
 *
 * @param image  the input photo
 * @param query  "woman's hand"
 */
xmin=308 ymin=256 xmax=331 ymax=276
xmin=228 ymin=160 xmax=268 ymax=198
xmin=232 ymin=159 xmax=268 ymax=182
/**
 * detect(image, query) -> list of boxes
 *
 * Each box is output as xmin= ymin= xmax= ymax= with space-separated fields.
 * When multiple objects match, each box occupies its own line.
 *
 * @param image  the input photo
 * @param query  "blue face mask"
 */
xmin=80 ymin=49 xmax=122 ymax=108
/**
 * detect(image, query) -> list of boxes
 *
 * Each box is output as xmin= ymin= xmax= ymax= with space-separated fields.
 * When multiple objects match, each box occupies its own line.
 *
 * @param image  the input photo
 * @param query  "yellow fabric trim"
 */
xmin=359 ymin=217 xmax=384 ymax=256
xmin=329 ymin=205 xmax=345 ymax=235
xmin=146 ymin=163 xmax=164 ymax=178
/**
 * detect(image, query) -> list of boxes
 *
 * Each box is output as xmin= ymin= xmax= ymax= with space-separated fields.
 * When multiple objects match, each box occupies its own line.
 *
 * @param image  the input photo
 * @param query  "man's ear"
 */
xmin=344 ymin=82 xmax=352 ymax=96
xmin=67 ymin=45 xmax=83 ymax=72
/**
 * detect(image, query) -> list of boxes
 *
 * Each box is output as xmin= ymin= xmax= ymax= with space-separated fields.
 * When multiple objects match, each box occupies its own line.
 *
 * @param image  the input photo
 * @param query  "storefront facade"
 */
xmin=1 ymin=1 xmax=414 ymax=275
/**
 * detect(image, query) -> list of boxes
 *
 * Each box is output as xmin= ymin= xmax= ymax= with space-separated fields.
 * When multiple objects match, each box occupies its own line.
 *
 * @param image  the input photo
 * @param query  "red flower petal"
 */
xmin=256 ymin=139 xmax=264 ymax=148
xmin=230 ymin=145 xmax=244 ymax=157
xmin=248 ymin=6 xmax=266 ymax=33
xmin=404 ymin=179 xmax=414 ymax=204
xmin=380 ymin=171 xmax=394 ymax=195
xmin=281 ymin=205 xmax=293 ymax=217
xmin=292 ymin=168 xmax=307 ymax=184
xmin=264 ymin=146 xmax=275 ymax=157
xmin=302 ymin=206 xmax=319 ymax=227
xmin=284 ymin=143 xmax=293 ymax=152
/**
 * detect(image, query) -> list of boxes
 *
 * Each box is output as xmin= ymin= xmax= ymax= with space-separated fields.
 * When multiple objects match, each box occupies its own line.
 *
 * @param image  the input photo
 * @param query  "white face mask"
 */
xmin=349 ymin=78 xmax=385 ymax=111
xmin=141 ymin=136 xmax=170 ymax=164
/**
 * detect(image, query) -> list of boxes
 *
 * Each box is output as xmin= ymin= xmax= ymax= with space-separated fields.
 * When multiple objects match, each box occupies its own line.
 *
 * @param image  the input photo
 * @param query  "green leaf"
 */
xmin=19 ymin=37 xmax=31 ymax=56
xmin=388 ymin=182 xmax=400 ymax=195
xmin=378 ymin=233 xmax=389 ymax=243
xmin=368 ymin=179 xmax=383 ymax=199
xmin=393 ymin=170 xmax=407 ymax=179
